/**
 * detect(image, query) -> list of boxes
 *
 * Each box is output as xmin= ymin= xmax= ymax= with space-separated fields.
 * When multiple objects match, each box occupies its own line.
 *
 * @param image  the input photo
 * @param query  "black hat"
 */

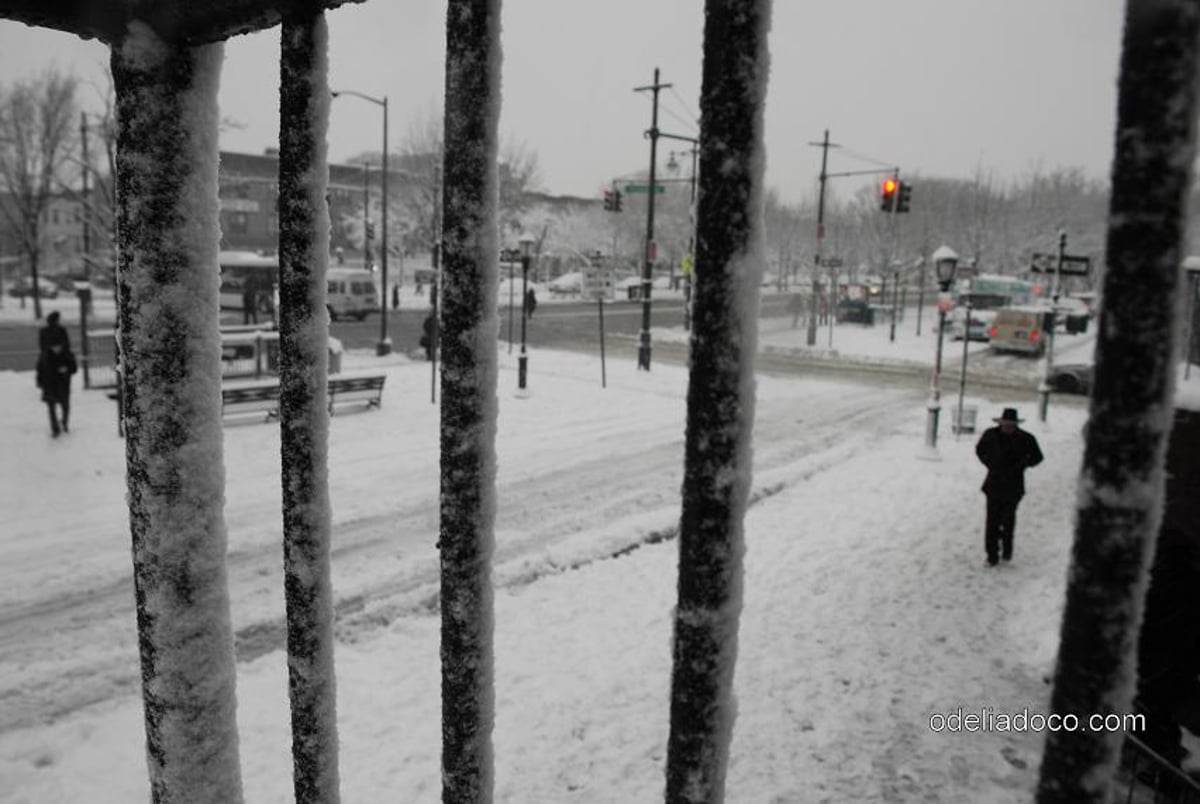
xmin=994 ymin=407 xmax=1023 ymax=424
xmin=46 ymin=311 xmax=60 ymax=325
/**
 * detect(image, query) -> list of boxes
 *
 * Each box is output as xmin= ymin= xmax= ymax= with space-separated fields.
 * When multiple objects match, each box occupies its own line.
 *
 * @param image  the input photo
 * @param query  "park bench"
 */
xmin=221 ymin=379 xmax=283 ymax=421
xmin=109 ymin=373 xmax=386 ymax=428
xmin=326 ymin=373 xmax=386 ymax=414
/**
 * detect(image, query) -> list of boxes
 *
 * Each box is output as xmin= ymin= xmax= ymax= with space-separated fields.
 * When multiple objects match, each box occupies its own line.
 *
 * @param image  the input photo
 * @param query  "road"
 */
xmin=0 ymin=337 xmax=925 ymax=735
xmin=0 ymin=294 xmax=789 ymax=370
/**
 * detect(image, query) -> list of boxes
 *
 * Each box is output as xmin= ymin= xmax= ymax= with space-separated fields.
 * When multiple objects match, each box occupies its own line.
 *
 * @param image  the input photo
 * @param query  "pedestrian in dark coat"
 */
xmin=524 ymin=287 xmax=538 ymax=319
xmin=36 ymin=342 xmax=78 ymax=437
xmin=38 ymin=311 xmax=71 ymax=353
xmin=419 ymin=309 xmax=436 ymax=361
xmin=975 ymin=407 xmax=1044 ymax=565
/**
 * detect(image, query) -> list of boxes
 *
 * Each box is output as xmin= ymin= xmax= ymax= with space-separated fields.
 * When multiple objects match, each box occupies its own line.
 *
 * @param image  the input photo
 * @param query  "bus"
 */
xmin=218 ymin=251 xmax=278 ymax=321
xmin=949 ymin=273 xmax=1039 ymax=341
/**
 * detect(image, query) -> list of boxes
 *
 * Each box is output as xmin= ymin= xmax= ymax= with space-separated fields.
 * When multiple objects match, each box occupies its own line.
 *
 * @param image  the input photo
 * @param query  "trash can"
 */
xmin=952 ymin=405 xmax=978 ymax=435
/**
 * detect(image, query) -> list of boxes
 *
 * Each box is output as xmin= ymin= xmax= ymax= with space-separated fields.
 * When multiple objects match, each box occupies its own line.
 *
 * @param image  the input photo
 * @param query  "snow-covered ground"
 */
xmin=2 ymin=303 xmax=1196 ymax=802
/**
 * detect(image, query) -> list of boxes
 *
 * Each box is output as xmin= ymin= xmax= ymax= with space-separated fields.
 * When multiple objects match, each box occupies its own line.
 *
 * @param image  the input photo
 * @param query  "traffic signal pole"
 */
xmin=634 ymin=68 xmax=670 ymax=371
xmin=807 ymin=130 xmax=837 ymax=347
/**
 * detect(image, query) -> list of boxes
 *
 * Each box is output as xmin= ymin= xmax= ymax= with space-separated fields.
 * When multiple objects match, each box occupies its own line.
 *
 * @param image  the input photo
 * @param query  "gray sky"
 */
xmin=0 ymin=1 xmax=1125 ymax=205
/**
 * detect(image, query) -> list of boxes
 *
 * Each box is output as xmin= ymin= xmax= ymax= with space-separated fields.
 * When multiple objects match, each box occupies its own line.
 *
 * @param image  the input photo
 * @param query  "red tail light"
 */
xmin=1030 ymin=330 xmax=1040 ymax=341
xmin=989 ymin=326 xmax=998 ymax=338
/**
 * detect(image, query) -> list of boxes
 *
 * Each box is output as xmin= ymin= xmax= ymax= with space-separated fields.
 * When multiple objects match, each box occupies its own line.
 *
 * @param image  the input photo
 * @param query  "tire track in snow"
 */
xmin=0 ymin=366 xmax=919 ymax=734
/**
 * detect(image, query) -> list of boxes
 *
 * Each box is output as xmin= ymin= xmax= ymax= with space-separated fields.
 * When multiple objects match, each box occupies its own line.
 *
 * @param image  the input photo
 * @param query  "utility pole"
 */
xmin=634 ymin=67 xmax=671 ymax=371
xmin=807 ymin=130 xmax=838 ymax=346
xmin=887 ymin=168 xmax=901 ymax=343
xmin=362 ymin=163 xmax=372 ymax=270
xmin=80 ymin=112 xmax=91 ymax=287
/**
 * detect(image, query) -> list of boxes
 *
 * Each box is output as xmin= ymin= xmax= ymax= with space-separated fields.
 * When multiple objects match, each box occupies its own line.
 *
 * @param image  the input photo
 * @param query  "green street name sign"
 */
xmin=624 ymin=183 xmax=666 ymax=194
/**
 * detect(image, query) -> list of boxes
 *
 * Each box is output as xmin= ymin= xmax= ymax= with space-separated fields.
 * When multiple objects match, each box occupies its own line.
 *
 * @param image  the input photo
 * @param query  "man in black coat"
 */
xmin=36 ymin=341 xmax=78 ymax=437
xmin=975 ymin=407 xmax=1044 ymax=565
xmin=38 ymin=310 xmax=71 ymax=353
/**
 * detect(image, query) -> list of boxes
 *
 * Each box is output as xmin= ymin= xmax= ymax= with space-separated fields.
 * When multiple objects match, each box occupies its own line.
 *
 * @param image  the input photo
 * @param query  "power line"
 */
xmin=667 ymin=86 xmax=699 ymax=128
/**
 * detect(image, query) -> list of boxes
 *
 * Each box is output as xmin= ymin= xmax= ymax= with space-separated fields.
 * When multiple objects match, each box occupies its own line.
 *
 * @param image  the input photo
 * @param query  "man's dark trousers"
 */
xmin=985 ymin=494 xmax=1020 ymax=563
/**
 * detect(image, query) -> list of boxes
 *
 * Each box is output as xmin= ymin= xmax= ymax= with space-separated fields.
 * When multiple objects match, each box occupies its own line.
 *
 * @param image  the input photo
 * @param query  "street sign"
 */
xmin=821 ymin=257 xmax=844 ymax=268
xmin=624 ymin=183 xmax=666 ymax=194
xmin=580 ymin=266 xmax=614 ymax=301
xmin=1030 ymin=252 xmax=1092 ymax=276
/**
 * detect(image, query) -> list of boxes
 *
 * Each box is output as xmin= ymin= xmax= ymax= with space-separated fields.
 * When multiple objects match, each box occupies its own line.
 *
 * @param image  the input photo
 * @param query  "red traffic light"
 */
xmin=880 ymin=178 xmax=898 ymax=211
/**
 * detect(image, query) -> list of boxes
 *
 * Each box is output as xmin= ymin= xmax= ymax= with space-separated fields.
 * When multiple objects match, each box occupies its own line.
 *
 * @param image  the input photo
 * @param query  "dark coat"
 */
xmin=975 ymin=425 xmax=1044 ymax=498
xmin=38 ymin=320 xmax=71 ymax=353
xmin=36 ymin=347 xmax=77 ymax=403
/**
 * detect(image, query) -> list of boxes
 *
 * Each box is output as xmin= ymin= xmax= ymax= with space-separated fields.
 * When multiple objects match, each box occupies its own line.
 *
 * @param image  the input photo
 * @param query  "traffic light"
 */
xmin=880 ymin=178 xmax=898 ymax=212
xmin=603 ymin=188 xmax=615 ymax=212
xmin=897 ymin=181 xmax=913 ymax=213
xmin=365 ymin=220 xmax=375 ymax=240
xmin=613 ymin=190 xmax=623 ymax=212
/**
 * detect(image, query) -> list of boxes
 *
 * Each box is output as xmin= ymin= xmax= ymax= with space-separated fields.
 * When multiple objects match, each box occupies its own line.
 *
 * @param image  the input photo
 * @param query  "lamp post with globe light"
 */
xmin=925 ymin=245 xmax=959 ymax=450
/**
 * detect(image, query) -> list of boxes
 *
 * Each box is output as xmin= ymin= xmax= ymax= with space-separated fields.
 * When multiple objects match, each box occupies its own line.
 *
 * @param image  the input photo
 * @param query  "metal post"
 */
xmin=1038 ymin=230 xmax=1067 ymax=422
xmin=377 ymin=96 xmax=391 ymax=356
xmin=955 ymin=297 xmax=971 ymax=437
xmin=507 ymin=255 xmax=514 ymax=353
xmin=916 ymin=263 xmax=925 ymax=336
xmin=926 ymin=307 xmax=947 ymax=449
xmin=78 ymin=287 xmax=91 ymax=388
xmin=598 ymin=296 xmax=607 ymax=389
xmin=518 ymin=255 xmax=529 ymax=390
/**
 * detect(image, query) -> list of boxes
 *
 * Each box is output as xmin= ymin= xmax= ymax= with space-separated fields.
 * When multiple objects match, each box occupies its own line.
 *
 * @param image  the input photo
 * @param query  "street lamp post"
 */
xmin=332 ymin=89 xmax=391 ymax=355
xmin=926 ymin=245 xmax=959 ymax=450
xmin=518 ymin=235 xmax=534 ymax=392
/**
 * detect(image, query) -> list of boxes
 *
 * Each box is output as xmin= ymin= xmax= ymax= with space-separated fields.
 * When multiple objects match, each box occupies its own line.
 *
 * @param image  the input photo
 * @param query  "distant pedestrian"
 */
xmin=524 ymin=287 xmax=538 ymax=319
xmin=392 ymin=283 xmax=400 ymax=310
xmin=36 ymin=341 xmax=78 ymax=438
xmin=975 ymin=407 xmax=1044 ymax=566
xmin=242 ymin=279 xmax=258 ymax=325
xmin=419 ymin=309 xmax=436 ymax=361
xmin=38 ymin=310 xmax=71 ymax=353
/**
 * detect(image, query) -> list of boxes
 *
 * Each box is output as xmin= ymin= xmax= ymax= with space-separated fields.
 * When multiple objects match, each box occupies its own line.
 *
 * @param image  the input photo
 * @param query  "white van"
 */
xmin=326 ymin=268 xmax=379 ymax=321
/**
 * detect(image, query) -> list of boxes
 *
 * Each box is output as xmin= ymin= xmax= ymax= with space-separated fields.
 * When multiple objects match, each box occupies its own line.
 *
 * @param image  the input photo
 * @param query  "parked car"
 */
xmin=836 ymin=298 xmax=874 ymax=325
xmin=7 ymin=279 xmax=59 ymax=299
xmin=1048 ymin=363 xmax=1094 ymax=395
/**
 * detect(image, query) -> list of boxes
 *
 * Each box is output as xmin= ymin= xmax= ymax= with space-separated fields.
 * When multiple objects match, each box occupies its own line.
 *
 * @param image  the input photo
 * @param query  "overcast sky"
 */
xmin=0 ymin=1 xmax=1125 ymax=205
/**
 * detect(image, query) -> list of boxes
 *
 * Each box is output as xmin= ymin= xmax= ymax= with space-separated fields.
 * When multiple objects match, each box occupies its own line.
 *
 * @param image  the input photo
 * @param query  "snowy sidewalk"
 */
xmin=0 ymin=343 xmax=1092 ymax=803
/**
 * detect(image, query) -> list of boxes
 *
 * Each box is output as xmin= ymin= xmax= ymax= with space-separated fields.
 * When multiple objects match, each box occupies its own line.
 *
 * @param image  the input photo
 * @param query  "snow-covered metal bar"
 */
xmin=1036 ymin=1 xmax=1200 ymax=801
xmin=665 ymin=1 xmax=772 ymax=801
xmin=277 ymin=9 xmax=340 ymax=803
xmin=439 ymin=0 xmax=502 ymax=800
xmin=110 ymin=22 xmax=244 ymax=803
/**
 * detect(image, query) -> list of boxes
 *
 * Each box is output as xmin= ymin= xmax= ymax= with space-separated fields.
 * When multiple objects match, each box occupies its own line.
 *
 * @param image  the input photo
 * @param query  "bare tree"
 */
xmin=0 ymin=68 xmax=78 ymax=318
xmin=52 ymin=69 xmax=118 ymax=288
